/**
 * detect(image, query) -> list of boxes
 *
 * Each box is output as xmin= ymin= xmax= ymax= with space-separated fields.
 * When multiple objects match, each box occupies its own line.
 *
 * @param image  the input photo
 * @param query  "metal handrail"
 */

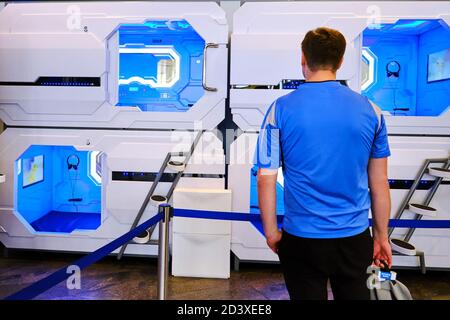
xmin=117 ymin=131 xmax=203 ymax=259
xmin=403 ymin=158 xmax=450 ymax=242
xmin=388 ymin=157 xmax=449 ymax=237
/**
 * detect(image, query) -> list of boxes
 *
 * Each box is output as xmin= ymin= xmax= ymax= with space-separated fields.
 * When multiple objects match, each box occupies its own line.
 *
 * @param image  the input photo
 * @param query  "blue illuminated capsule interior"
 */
xmin=15 ymin=146 xmax=102 ymax=234
xmin=361 ymin=19 xmax=450 ymax=117
xmin=116 ymin=20 xmax=205 ymax=112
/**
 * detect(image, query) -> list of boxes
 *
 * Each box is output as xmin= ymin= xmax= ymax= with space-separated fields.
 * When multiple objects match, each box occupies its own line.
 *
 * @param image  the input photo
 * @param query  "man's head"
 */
xmin=301 ymin=27 xmax=346 ymax=79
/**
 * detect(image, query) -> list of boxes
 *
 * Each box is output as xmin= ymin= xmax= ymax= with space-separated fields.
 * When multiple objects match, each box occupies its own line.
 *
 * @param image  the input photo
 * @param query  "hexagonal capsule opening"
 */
xmin=361 ymin=19 xmax=450 ymax=117
xmin=111 ymin=19 xmax=206 ymax=112
xmin=15 ymin=145 xmax=103 ymax=233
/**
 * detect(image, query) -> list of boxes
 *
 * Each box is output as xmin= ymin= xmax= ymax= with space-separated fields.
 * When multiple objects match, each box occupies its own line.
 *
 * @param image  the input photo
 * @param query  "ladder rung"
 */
xmin=132 ymin=230 xmax=150 ymax=244
xmin=428 ymin=167 xmax=450 ymax=179
xmin=150 ymin=195 xmax=168 ymax=207
xmin=408 ymin=203 xmax=437 ymax=217
xmin=390 ymin=238 xmax=417 ymax=256
xmin=168 ymin=160 xmax=186 ymax=172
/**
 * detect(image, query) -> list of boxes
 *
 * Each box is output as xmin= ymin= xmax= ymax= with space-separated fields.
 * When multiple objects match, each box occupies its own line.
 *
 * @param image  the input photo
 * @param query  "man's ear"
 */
xmin=301 ymin=52 xmax=306 ymax=68
xmin=301 ymin=52 xmax=308 ymax=78
xmin=337 ymin=56 xmax=344 ymax=71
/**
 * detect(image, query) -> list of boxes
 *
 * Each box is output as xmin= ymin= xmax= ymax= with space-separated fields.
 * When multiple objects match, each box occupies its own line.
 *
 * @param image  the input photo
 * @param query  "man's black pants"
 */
xmin=278 ymin=228 xmax=373 ymax=300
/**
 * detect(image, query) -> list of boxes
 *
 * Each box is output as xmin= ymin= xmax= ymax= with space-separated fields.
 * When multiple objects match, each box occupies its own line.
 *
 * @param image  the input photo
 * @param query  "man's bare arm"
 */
xmin=368 ymin=157 xmax=392 ymax=267
xmin=257 ymin=168 xmax=281 ymax=253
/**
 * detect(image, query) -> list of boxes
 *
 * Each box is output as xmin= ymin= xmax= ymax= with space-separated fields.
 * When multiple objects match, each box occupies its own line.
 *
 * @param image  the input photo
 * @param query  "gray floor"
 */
xmin=0 ymin=249 xmax=449 ymax=300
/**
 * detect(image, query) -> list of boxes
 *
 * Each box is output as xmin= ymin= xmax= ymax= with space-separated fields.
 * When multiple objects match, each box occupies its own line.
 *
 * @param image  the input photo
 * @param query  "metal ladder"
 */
xmin=388 ymin=157 xmax=450 ymax=273
xmin=117 ymin=131 xmax=203 ymax=260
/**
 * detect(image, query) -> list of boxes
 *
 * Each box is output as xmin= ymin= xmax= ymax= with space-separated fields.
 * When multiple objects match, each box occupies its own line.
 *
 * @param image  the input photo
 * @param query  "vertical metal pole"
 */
xmin=157 ymin=204 xmax=171 ymax=300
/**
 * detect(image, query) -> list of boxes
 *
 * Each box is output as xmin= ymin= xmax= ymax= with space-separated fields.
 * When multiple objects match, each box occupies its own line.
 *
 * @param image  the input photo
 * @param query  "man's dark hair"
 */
xmin=301 ymin=27 xmax=346 ymax=72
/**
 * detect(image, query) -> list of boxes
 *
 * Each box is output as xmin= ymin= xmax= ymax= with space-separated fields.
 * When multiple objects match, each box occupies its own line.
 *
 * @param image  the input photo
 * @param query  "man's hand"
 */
xmin=373 ymin=236 xmax=392 ymax=268
xmin=266 ymin=229 xmax=282 ymax=254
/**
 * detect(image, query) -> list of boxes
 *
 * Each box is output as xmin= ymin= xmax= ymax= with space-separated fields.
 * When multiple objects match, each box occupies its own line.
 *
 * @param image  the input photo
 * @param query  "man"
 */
xmin=256 ymin=27 xmax=392 ymax=300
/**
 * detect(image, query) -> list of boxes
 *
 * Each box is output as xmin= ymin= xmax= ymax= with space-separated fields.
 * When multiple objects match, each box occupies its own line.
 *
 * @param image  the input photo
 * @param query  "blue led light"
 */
xmin=144 ymin=21 xmax=167 ymax=29
xmin=174 ymin=20 xmax=191 ymax=29
xmin=391 ymin=20 xmax=428 ymax=30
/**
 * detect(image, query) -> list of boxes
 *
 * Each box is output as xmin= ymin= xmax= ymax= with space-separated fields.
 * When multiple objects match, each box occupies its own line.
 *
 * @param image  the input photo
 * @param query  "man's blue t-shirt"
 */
xmin=255 ymin=80 xmax=390 ymax=239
